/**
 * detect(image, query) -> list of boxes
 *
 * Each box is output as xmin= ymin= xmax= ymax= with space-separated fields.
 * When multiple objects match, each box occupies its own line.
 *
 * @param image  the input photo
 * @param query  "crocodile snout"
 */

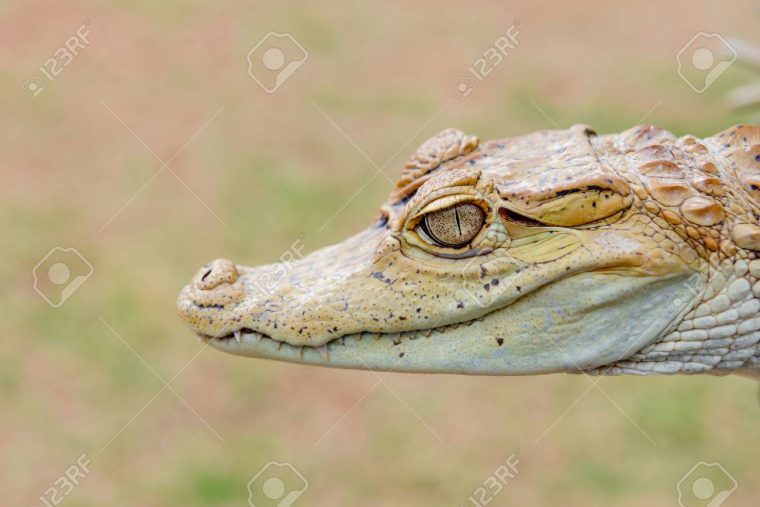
xmin=177 ymin=258 xmax=246 ymax=336
xmin=196 ymin=258 xmax=238 ymax=290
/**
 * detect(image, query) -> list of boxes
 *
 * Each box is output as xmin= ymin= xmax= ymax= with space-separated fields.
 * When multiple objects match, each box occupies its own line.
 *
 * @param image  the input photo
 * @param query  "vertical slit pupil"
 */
xmin=454 ymin=207 xmax=462 ymax=236
xmin=423 ymin=203 xmax=485 ymax=248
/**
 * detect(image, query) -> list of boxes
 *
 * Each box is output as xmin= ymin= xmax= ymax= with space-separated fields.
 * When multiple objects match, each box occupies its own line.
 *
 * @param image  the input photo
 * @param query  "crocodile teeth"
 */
xmin=297 ymin=346 xmax=304 ymax=360
xmin=317 ymin=345 xmax=330 ymax=361
xmin=422 ymin=329 xmax=433 ymax=337
xmin=275 ymin=341 xmax=282 ymax=350
xmin=242 ymin=331 xmax=260 ymax=342
xmin=233 ymin=330 xmax=242 ymax=343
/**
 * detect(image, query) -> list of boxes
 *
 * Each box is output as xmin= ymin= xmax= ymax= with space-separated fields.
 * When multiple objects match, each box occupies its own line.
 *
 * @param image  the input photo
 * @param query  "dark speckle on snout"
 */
xmin=370 ymin=271 xmax=392 ymax=284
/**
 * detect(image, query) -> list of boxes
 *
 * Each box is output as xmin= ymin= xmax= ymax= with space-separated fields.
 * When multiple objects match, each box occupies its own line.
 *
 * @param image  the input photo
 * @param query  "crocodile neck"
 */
xmin=586 ymin=128 xmax=760 ymax=375
xmin=595 ymin=259 xmax=760 ymax=375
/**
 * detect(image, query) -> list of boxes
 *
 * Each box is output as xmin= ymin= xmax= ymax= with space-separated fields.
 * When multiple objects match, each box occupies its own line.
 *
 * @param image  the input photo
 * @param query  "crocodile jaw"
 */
xmin=202 ymin=270 xmax=698 ymax=375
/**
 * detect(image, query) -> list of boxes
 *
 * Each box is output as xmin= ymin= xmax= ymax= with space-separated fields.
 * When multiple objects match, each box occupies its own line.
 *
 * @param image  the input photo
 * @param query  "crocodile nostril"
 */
xmin=197 ymin=258 xmax=239 ymax=290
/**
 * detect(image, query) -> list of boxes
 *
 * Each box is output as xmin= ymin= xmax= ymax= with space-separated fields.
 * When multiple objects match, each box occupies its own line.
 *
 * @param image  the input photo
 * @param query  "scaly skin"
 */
xmin=177 ymin=124 xmax=760 ymax=377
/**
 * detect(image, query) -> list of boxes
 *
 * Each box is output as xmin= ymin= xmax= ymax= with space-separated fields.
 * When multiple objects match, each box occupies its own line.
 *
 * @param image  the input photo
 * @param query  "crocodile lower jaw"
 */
xmin=200 ymin=317 xmax=484 ymax=362
xmin=195 ymin=271 xmax=695 ymax=375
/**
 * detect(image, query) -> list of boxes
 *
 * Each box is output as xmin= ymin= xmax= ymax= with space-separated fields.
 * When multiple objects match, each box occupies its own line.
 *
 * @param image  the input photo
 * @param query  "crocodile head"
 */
xmin=178 ymin=124 xmax=760 ymax=375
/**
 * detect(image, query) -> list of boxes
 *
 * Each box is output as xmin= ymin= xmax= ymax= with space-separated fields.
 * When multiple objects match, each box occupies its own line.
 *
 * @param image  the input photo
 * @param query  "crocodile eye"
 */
xmin=421 ymin=203 xmax=484 ymax=248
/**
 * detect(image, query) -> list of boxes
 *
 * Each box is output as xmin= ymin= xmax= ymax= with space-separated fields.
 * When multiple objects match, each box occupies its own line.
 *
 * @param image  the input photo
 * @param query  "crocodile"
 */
xmin=177 ymin=124 xmax=760 ymax=378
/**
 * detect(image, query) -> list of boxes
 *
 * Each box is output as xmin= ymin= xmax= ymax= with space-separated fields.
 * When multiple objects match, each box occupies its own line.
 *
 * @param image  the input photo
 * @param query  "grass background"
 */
xmin=1 ymin=0 xmax=759 ymax=505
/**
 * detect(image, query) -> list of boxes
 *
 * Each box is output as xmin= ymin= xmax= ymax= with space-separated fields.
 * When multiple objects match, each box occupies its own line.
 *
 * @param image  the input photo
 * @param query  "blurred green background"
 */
xmin=1 ymin=1 xmax=759 ymax=506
